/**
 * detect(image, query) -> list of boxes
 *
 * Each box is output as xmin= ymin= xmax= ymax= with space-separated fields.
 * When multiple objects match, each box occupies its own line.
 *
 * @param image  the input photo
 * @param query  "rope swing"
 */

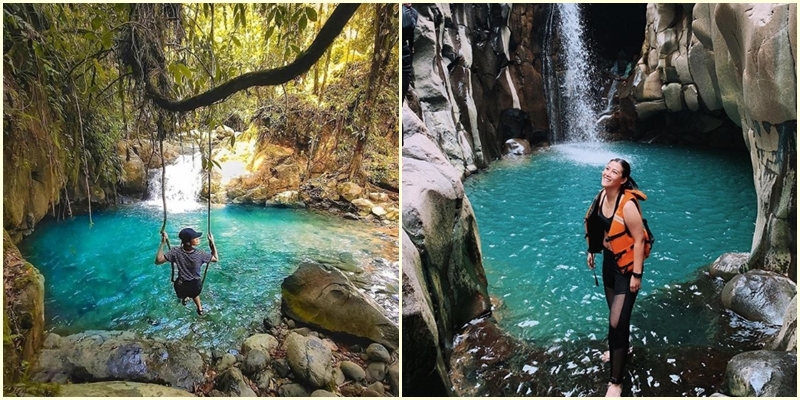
xmin=200 ymin=127 xmax=212 ymax=287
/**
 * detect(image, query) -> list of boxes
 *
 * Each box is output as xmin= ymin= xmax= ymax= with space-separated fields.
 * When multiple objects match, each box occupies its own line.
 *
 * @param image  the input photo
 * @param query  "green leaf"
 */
xmin=212 ymin=159 xmax=222 ymax=170
xmin=298 ymin=15 xmax=307 ymax=32
xmin=91 ymin=17 xmax=102 ymax=31
xmin=305 ymin=6 xmax=317 ymax=22
xmin=231 ymin=36 xmax=241 ymax=47
xmin=229 ymin=135 xmax=236 ymax=147
xmin=291 ymin=7 xmax=303 ymax=24
xmin=101 ymin=31 xmax=113 ymax=48
xmin=264 ymin=26 xmax=275 ymax=41
xmin=290 ymin=44 xmax=300 ymax=55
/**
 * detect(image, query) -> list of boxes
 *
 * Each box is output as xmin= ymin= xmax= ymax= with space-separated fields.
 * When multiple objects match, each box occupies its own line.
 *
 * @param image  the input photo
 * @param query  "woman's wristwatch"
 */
xmin=632 ymin=271 xmax=643 ymax=279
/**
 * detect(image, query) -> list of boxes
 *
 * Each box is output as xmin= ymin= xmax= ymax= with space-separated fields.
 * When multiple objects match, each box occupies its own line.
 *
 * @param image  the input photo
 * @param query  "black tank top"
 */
xmin=597 ymin=195 xmax=613 ymax=233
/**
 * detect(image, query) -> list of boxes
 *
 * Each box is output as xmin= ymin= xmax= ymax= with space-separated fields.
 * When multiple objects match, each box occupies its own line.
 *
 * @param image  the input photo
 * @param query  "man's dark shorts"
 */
xmin=174 ymin=278 xmax=202 ymax=299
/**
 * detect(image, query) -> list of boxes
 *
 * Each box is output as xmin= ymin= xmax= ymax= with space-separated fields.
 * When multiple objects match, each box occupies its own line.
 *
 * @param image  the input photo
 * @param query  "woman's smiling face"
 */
xmin=601 ymin=160 xmax=627 ymax=189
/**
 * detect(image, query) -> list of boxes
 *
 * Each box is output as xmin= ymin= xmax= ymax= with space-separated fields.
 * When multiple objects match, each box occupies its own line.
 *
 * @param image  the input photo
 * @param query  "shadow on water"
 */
xmin=451 ymin=270 xmax=768 ymax=397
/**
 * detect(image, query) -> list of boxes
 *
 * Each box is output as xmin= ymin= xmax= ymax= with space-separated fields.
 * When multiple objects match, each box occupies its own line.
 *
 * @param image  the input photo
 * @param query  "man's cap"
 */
xmin=179 ymin=228 xmax=203 ymax=243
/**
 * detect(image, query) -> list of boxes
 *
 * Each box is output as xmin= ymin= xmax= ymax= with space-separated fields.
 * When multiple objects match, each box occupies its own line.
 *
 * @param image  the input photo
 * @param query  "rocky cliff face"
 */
xmin=631 ymin=3 xmax=796 ymax=280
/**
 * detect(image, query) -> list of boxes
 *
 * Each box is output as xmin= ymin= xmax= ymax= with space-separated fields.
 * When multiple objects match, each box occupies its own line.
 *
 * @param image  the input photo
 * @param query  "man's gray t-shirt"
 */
xmin=164 ymin=247 xmax=212 ymax=281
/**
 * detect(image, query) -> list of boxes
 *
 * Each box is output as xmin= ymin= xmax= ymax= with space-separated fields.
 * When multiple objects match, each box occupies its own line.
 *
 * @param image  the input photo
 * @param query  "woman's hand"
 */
xmin=160 ymin=231 xmax=168 ymax=244
xmin=207 ymin=232 xmax=215 ymax=244
xmin=586 ymin=252 xmax=595 ymax=270
xmin=630 ymin=276 xmax=641 ymax=293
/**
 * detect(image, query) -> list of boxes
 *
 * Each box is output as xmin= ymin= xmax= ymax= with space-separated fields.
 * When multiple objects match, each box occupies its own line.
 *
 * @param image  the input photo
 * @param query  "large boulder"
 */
xmin=284 ymin=332 xmax=333 ymax=389
xmin=722 ymin=350 xmax=797 ymax=397
xmin=768 ymin=294 xmax=797 ymax=352
xmin=242 ymin=333 xmax=280 ymax=355
xmin=31 ymin=331 xmax=206 ymax=391
xmin=721 ymin=270 xmax=796 ymax=326
xmin=118 ymin=150 xmax=148 ymax=195
xmin=58 ymin=381 xmax=194 ymax=397
xmin=281 ymin=262 xmax=398 ymax=350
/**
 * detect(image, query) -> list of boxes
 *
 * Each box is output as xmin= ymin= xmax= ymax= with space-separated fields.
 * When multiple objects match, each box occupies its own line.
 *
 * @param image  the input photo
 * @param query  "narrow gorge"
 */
xmin=402 ymin=3 xmax=795 ymax=396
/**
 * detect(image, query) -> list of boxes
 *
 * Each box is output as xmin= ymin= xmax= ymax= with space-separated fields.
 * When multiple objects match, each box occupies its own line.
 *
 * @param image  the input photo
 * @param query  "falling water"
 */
xmin=146 ymin=154 xmax=205 ymax=213
xmin=544 ymin=4 xmax=600 ymax=143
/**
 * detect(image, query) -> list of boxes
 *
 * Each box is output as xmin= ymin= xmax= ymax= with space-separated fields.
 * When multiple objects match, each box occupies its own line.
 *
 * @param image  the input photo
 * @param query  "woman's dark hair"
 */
xmin=610 ymin=158 xmax=639 ymax=190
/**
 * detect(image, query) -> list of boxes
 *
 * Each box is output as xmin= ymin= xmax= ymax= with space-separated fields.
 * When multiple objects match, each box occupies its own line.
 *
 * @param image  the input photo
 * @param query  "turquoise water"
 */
xmin=464 ymin=142 xmax=757 ymax=348
xmin=19 ymin=204 xmax=398 ymax=351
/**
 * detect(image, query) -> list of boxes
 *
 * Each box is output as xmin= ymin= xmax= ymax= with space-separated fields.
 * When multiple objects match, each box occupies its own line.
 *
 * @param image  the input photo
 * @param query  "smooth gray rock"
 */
xmin=278 ymin=382 xmax=310 ymax=397
xmin=340 ymin=361 xmax=366 ymax=382
xmin=57 ymin=381 xmax=194 ymax=397
xmin=366 ymin=362 xmax=387 ymax=383
xmin=285 ymin=332 xmax=333 ymax=388
xmin=387 ymin=362 xmax=399 ymax=396
xmin=721 ymin=270 xmax=796 ymax=325
xmin=310 ymin=389 xmax=338 ymax=397
xmin=242 ymin=350 xmax=270 ymax=378
xmin=710 ymin=252 xmax=749 ymax=281
xmin=242 ymin=334 xmax=279 ymax=355
xmin=768 ymin=294 xmax=797 ymax=352
xmin=215 ymin=367 xmax=256 ymax=397
xmin=722 ymin=350 xmax=797 ymax=397
xmin=366 ymin=343 xmax=391 ymax=363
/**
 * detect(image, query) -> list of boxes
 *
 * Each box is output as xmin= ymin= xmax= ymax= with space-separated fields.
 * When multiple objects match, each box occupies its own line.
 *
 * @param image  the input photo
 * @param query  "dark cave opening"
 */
xmin=584 ymin=3 xmax=648 ymax=69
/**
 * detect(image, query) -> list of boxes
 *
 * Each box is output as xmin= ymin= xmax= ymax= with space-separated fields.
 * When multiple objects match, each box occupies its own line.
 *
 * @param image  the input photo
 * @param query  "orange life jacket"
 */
xmin=584 ymin=189 xmax=653 ymax=273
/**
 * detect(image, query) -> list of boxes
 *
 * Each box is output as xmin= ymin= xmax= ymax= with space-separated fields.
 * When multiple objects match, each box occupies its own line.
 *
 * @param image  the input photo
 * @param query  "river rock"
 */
xmin=278 ymin=382 xmax=310 ymax=397
xmin=768 ymin=294 xmax=797 ymax=352
xmin=215 ymin=367 xmax=256 ymax=397
xmin=333 ymin=366 xmax=345 ymax=385
xmin=662 ymin=82 xmax=683 ymax=112
xmin=284 ymin=332 xmax=333 ymax=388
xmin=310 ymin=389 xmax=337 ymax=397
xmin=267 ymin=190 xmax=304 ymax=207
xmin=387 ymin=362 xmax=399 ymax=396
xmin=216 ymin=353 xmax=237 ymax=371
xmin=119 ymin=151 xmax=148 ymax=195
xmin=366 ymin=381 xmax=385 ymax=395
xmin=273 ymin=358 xmax=291 ymax=378
xmin=242 ymin=333 xmax=279 ymax=355
xmin=337 ymin=182 xmax=362 ymax=202
xmin=57 ymin=381 xmax=194 ymax=397
xmin=340 ymin=361 xmax=366 ymax=382
xmin=722 ymin=350 xmax=797 ymax=397
xmin=709 ymin=252 xmax=749 ymax=281
xmin=31 ymin=330 xmax=206 ymax=391
xmin=366 ymin=343 xmax=391 ymax=363
xmin=371 ymin=206 xmax=387 ymax=217
xmin=242 ymin=350 xmax=270 ymax=378
xmin=721 ymin=270 xmax=796 ymax=326
xmin=254 ymin=369 xmax=273 ymax=391
xmin=365 ymin=362 xmax=386 ymax=383
xmin=281 ymin=262 xmax=398 ymax=350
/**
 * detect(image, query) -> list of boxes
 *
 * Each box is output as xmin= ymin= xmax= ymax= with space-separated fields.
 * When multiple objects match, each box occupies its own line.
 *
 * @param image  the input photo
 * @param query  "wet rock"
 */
xmin=215 ymin=367 xmax=256 ymax=397
xmin=333 ymin=366 xmax=345 ymax=386
xmin=710 ymin=252 xmax=748 ymax=281
xmin=278 ymin=382 xmax=310 ymax=397
xmin=57 ymin=381 xmax=194 ymax=397
xmin=242 ymin=350 xmax=270 ymax=378
xmin=722 ymin=350 xmax=797 ymax=397
xmin=267 ymin=190 xmax=305 ymax=208
xmin=768 ymin=294 xmax=797 ymax=352
xmin=343 ymin=213 xmax=360 ymax=220
xmin=30 ymin=330 xmax=206 ymax=391
xmin=504 ymin=138 xmax=531 ymax=156
xmin=311 ymin=389 xmax=338 ymax=397
xmin=340 ymin=361 xmax=366 ymax=382
xmin=721 ymin=270 xmax=796 ymax=325
xmin=365 ymin=362 xmax=386 ymax=383
xmin=285 ymin=332 xmax=333 ymax=388
xmin=366 ymin=343 xmax=391 ymax=363
xmin=242 ymin=333 xmax=279 ymax=355
xmin=281 ymin=262 xmax=398 ymax=350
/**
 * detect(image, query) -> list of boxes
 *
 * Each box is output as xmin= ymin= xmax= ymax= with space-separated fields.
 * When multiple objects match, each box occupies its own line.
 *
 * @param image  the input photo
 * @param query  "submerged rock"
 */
xmin=281 ymin=262 xmax=398 ymax=350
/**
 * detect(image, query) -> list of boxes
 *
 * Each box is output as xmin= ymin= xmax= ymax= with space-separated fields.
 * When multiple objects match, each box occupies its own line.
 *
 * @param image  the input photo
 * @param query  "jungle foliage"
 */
xmin=3 ymin=3 xmax=399 ymax=212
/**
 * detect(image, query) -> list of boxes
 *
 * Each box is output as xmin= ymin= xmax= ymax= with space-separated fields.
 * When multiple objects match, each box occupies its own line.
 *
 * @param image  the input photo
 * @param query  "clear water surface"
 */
xmin=464 ymin=142 xmax=757 ymax=349
xmin=19 ymin=204 xmax=399 ymax=351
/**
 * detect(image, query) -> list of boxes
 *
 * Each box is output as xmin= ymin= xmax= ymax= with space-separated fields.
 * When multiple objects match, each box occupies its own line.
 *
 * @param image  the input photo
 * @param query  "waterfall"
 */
xmin=544 ymin=4 xmax=600 ymax=143
xmin=146 ymin=154 xmax=205 ymax=213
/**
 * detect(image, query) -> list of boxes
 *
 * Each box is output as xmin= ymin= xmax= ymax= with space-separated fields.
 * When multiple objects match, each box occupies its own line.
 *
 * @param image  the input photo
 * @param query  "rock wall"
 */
xmin=407 ymin=4 xmax=549 ymax=176
xmin=632 ymin=3 xmax=796 ymax=280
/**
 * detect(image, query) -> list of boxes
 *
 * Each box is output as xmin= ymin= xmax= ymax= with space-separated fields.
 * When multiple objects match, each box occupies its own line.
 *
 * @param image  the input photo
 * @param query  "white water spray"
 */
xmin=147 ymin=154 xmax=205 ymax=213
xmin=548 ymin=4 xmax=600 ymax=143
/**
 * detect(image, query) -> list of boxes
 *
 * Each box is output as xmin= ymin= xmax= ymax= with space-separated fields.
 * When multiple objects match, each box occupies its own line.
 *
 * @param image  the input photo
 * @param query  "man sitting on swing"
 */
xmin=155 ymin=228 xmax=218 ymax=315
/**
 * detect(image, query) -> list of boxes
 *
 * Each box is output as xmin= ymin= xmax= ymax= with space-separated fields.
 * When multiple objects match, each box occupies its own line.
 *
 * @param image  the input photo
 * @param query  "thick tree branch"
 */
xmin=147 ymin=3 xmax=360 ymax=112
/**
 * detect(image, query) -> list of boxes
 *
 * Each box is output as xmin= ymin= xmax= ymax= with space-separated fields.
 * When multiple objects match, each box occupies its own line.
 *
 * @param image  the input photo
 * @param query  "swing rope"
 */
xmin=200 ymin=127 xmax=212 ymax=287
xmin=158 ymin=119 xmax=176 ymax=283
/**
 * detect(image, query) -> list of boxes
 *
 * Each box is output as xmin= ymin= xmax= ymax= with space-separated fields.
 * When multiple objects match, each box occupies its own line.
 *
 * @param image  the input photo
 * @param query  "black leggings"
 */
xmin=602 ymin=249 xmax=638 ymax=384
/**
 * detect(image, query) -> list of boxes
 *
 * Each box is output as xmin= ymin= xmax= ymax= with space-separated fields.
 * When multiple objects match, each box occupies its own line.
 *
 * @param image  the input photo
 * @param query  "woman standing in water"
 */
xmin=584 ymin=158 xmax=651 ymax=397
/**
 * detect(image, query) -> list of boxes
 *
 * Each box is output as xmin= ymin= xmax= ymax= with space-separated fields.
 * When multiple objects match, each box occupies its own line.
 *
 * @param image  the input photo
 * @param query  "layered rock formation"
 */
xmin=631 ymin=3 xmax=796 ymax=279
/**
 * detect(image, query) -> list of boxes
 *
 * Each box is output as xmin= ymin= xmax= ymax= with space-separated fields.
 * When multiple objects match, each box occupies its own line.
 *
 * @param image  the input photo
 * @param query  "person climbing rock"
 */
xmin=584 ymin=158 xmax=651 ymax=397
xmin=402 ymin=3 xmax=418 ymax=101
xmin=155 ymin=228 xmax=218 ymax=315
